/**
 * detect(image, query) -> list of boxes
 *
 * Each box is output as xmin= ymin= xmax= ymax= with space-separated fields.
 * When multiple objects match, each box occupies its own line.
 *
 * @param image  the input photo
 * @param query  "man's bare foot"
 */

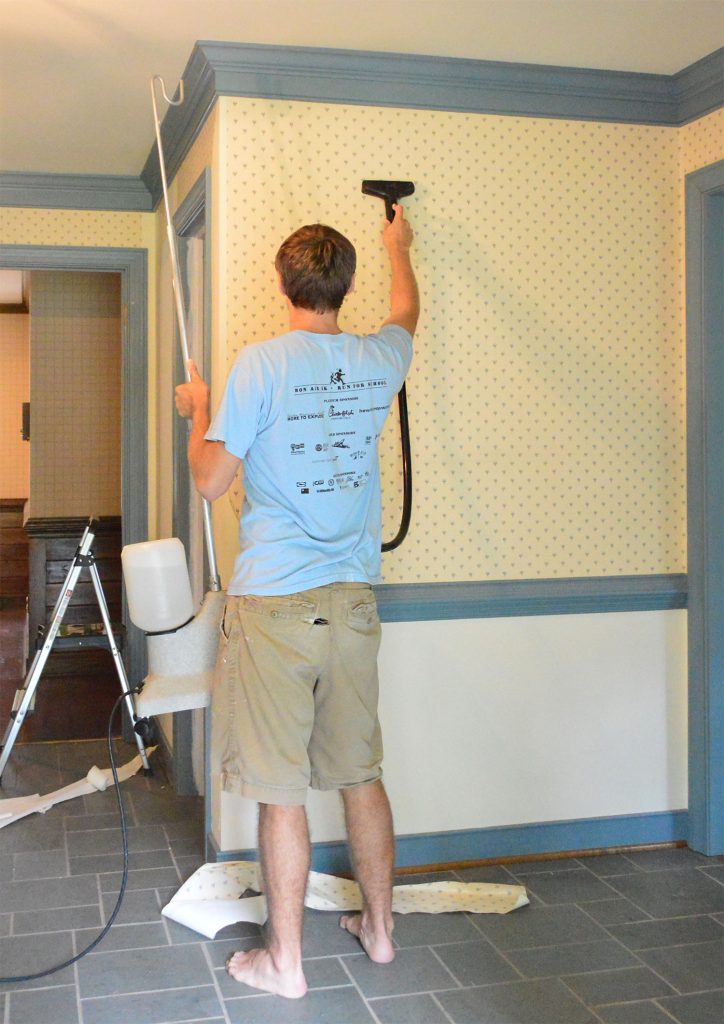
xmin=339 ymin=914 xmax=395 ymax=963
xmin=225 ymin=948 xmax=307 ymax=999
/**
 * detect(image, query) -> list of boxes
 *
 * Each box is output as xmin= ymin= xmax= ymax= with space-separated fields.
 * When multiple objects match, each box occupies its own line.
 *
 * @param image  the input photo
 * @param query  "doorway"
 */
xmin=0 ymin=245 xmax=148 ymax=745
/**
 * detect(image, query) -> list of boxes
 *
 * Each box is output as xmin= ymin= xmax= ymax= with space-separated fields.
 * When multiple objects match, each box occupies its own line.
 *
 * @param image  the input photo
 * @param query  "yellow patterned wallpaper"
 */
xmin=678 ymin=109 xmax=724 ymax=176
xmin=28 ymin=272 xmax=122 ymax=518
xmin=214 ymin=98 xmax=721 ymax=584
xmin=152 ymin=108 xmax=221 ymax=542
xmin=0 ymin=313 xmax=30 ymax=499
xmin=0 ymin=207 xmax=146 ymax=248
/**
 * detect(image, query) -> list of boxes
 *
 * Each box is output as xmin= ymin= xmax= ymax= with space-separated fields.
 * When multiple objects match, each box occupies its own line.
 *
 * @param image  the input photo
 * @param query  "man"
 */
xmin=175 ymin=206 xmax=418 ymax=998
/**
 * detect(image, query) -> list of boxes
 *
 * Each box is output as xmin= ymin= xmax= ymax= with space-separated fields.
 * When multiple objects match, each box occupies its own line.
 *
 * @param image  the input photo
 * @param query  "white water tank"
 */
xmin=122 ymin=538 xmax=194 ymax=632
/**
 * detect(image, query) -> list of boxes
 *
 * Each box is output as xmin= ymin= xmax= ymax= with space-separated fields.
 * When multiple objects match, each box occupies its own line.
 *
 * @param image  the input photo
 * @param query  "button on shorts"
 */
xmin=212 ymin=582 xmax=383 ymax=805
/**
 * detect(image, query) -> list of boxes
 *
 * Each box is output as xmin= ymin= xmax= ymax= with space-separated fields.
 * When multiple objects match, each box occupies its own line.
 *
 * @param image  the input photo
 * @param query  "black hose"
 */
xmin=0 ymin=690 xmax=139 ymax=984
xmin=382 ymin=383 xmax=412 ymax=552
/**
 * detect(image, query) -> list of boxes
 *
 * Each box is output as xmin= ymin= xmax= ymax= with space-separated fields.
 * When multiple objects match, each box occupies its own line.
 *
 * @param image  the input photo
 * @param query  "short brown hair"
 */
xmin=275 ymin=224 xmax=356 ymax=313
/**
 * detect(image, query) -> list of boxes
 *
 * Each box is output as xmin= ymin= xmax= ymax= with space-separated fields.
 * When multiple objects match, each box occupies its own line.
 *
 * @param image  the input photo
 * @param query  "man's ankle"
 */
xmin=362 ymin=909 xmax=393 ymax=937
xmin=267 ymin=943 xmax=304 ymax=973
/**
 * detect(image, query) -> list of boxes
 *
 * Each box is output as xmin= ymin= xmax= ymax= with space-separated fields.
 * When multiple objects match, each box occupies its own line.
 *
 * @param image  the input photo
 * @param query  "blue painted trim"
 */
xmin=374 ymin=574 xmax=687 ymax=623
xmin=685 ymin=160 xmax=724 ymax=856
xmin=171 ymin=169 xmax=214 ymax=801
xmin=172 ymin=170 xmax=212 ymax=570
xmin=0 ymin=172 xmax=153 ymax=211
xmin=674 ymin=48 xmax=724 ymax=124
xmin=209 ymin=810 xmax=688 ymax=873
xmin=140 ymin=41 xmax=723 ymax=208
xmin=199 ymin=40 xmax=677 ymax=121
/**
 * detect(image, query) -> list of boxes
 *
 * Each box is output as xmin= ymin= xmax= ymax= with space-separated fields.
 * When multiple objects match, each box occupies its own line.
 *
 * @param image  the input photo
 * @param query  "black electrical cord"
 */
xmin=0 ymin=688 xmax=143 ymax=984
xmin=382 ymin=383 xmax=412 ymax=552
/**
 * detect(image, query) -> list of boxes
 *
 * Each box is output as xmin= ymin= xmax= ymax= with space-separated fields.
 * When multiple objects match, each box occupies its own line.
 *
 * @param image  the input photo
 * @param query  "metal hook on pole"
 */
xmin=153 ymin=75 xmax=184 ymax=107
xmin=150 ymin=74 xmax=222 ymax=593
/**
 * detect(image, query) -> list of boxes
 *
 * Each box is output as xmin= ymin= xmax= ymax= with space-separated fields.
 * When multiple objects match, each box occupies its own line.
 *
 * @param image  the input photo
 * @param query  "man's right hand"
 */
xmin=175 ymin=360 xmax=210 ymax=421
xmin=383 ymin=204 xmax=414 ymax=254
xmin=381 ymin=204 xmax=419 ymax=337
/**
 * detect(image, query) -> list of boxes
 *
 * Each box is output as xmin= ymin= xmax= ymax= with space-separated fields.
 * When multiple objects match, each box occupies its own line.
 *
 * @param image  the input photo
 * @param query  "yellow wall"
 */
xmin=210 ymin=99 xmax=722 ymax=585
xmin=0 ymin=208 xmax=146 ymax=248
xmin=28 ymin=271 xmax=122 ymax=518
xmin=678 ymin=109 xmax=724 ymax=175
xmin=0 ymin=312 xmax=30 ymax=498
xmin=153 ymin=107 xmax=221 ymax=542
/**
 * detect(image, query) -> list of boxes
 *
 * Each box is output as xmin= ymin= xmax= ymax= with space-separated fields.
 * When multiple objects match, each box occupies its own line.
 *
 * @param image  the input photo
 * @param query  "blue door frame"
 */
xmin=170 ymin=169 xmax=213 ymax=802
xmin=685 ymin=159 xmax=724 ymax=855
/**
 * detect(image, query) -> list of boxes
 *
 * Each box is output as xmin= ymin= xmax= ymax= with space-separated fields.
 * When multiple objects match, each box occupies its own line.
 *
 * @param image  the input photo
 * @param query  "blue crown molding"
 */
xmin=374 ymin=574 xmax=687 ymax=623
xmin=2 ymin=44 xmax=721 ymax=212
xmin=674 ymin=47 xmax=724 ymax=123
xmin=139 ymin=41 xmax=723 ymax=209
xmin=0 ymin=172 xmax=153 ymax=212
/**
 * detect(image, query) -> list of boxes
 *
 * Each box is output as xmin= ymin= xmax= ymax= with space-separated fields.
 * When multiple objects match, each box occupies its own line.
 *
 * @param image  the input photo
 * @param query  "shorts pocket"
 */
xmin=240 ymin=593 xmax=317 ymax=621
xmin=220 ymin=600 xmax=236 ymax=642
xmin=345 ymin=592 xmax=380 ymax=634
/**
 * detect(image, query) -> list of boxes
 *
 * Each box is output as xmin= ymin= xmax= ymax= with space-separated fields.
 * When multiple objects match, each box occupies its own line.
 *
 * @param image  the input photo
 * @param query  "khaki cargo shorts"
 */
xmin=212 ymin=582 xmax=383 ymax=805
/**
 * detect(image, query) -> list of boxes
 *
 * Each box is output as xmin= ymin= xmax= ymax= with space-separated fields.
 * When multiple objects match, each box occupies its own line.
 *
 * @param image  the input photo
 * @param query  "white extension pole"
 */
xmin=150 ymin=76 xmax=221 ymax=592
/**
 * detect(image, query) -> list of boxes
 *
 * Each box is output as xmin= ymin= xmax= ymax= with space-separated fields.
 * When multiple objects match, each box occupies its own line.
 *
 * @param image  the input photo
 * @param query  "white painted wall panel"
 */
xmin=214 ymin=609 xmax=687 ymax=853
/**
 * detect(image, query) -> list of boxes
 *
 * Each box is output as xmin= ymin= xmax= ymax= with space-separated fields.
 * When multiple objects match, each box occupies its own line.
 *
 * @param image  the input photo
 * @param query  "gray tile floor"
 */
xmin=1 ymin=739 xmax=722 ymax=1024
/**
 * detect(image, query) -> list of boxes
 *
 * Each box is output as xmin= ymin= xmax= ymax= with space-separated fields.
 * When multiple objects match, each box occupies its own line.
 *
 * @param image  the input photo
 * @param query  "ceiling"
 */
xmin=1 ymin=0 xmax=722 ymax=178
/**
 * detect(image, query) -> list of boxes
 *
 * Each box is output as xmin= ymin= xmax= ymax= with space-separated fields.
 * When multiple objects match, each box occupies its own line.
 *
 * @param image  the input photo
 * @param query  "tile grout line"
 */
xmin=595 ymin=993 xmax=688 ymax=1024
xmin=366 ymin=987 xmax=457 ymax=1024
xmin=81 ymin=982 xmax=249 ymax=1004
xmin=616 ymin=936 xmax=724 ymax=953
xmin=94 ymin=864 xmax=105 ymax=929
xmin=574 ymin=876 xmax=656 ymax=922
xmin=160 ymin=904 xmax=174 ymax=948
xmin=556 ymin=974 xmax=608 ymax=1024
xmin=164 ymin=822 xmax=186 ymax=886
xmin=650 ymin=998 xmax=687 ymax=1023
xmin=465 ymin=914 xmax=634 ymax=956
xmin=336 ymin=953 xmax=385 ymax=1024
xmin=200 ymin=941 xmax=233 ymax=1024
xmin=75 ymin=872 xmax=89 ymax=1024
xmin=658 ymin=983 xmax=724 ymax=997
xmin=462 ymin=917 xmax=531 ymax=981
xmin=429 ymin=990 xmax=457 ymax=1024
xmin=427 ymin=943 xmax=469 ymax=988
xmin=575 ymin=902 xmax=686 ymax=999
xmin=75 ymin=958 xmax=84 ymax=1024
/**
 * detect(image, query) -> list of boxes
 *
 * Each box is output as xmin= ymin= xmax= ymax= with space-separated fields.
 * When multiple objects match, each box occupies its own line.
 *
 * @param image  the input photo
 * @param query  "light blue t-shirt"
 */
xmin=206 ymin=324 xmax=413 ymax=595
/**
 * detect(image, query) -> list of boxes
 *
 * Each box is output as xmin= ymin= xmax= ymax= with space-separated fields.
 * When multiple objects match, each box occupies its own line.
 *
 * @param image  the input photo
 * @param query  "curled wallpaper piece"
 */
xmin=0 ymin=749 xmax=155 ymax=828
xmin=162 ymin=860 xmax=528 ymax=939
xmin=392 ymin=880 xmax=529 ymax=915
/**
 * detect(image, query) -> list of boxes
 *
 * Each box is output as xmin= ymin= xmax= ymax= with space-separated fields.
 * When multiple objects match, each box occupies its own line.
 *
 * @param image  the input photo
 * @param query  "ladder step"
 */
xmin=11 ymin=688 xmax=35 ymax=714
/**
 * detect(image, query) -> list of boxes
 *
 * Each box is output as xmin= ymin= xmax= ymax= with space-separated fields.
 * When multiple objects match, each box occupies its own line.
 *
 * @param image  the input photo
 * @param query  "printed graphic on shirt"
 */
xmin=286 ymin=367 xmax=389 ymax=495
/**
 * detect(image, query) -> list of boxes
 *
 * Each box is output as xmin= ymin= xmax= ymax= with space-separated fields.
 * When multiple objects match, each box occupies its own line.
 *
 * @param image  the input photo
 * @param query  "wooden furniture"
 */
xmin=22 ymin=516 xmax=125 ymax=741
xmin=0 ymin=499 xmax=29 ymax=611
